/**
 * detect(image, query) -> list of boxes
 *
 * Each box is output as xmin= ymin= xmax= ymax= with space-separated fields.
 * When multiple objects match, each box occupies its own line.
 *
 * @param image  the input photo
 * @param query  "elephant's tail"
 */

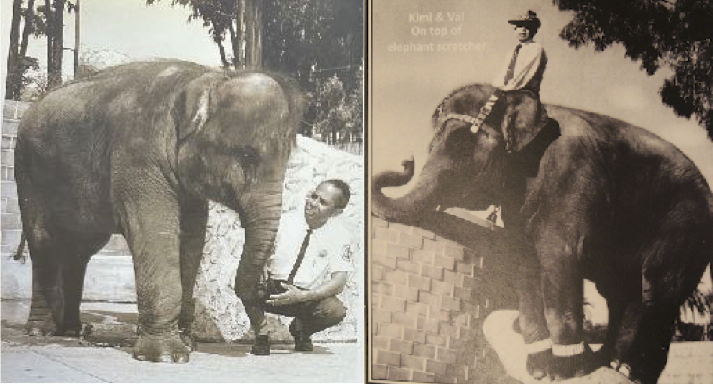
xmin=12 ymin=231 xmax=27 ymax=262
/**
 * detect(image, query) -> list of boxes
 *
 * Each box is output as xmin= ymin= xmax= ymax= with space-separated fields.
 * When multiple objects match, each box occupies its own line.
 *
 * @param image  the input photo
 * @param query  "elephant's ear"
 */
xmin=500 ymin=91 xmax=547 ymax=152
xmin=173 ymin=72 xmax=227 ymax=142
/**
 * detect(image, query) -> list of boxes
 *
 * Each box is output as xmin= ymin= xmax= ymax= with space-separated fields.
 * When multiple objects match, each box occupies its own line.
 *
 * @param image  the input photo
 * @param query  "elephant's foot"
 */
xmin=55 ymin=320 xmax=86 ymax=337
xmin=179 ymin=329 xmax=196 ymax=352
xmin=25 ymin=320 xmax=58 ymax=336
xmin=591 ymin=344 xmax=614 ymax=368
xmin=526 ymin=348 xmax=552 ymax=380
xmin=57 ymin=327 xmax=82 ymax=337
xmin=133 ymin=333 xmax=190 ymax=363
xmin=549 ymin=343 xmax=597 ymax=381
xmin=610 ymin=358 xmax=661 ymax=384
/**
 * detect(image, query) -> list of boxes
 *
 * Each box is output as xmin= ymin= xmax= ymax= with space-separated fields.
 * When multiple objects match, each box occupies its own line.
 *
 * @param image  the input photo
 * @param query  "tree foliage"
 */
xmin=308 ymin=68 xmax=363 ymax=144
xmin=5 ymin=0 xmax=41 ymax=100
xmin=150 ymin=0 xmax=363 ymax=144
xmin=43 ymin=0 xmax=71 ymax=89
xmin=262 ymin=0 xmax=363 ymax=140
xmin=554 ymin=0 xmax=713 ymax=140
xmin=5 ymin=0 xmax=77 ymax=99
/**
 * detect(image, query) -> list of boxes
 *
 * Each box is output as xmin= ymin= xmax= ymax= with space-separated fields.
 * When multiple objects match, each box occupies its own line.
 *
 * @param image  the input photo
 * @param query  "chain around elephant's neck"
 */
xmin=441 ymin=113 xmax=481 ymax=136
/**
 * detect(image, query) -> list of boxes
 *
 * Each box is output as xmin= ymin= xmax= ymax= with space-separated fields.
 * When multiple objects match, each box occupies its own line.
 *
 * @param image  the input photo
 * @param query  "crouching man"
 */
xmin=250 ymin=179 xmax=354 ymax=355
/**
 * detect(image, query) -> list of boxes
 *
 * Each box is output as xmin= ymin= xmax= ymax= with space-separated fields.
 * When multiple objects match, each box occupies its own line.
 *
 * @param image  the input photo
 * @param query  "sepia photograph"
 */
xmin=368 ymin=1 xmax=712 ymax=383
xmin=0 ymin=0 xmax=364 ymax=382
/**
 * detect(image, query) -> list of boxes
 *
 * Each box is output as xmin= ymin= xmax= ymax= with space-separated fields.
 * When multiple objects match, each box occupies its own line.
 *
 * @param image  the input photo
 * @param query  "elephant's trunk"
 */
xmin=372 ymin=158 xmax=441 ymax=222
xmin=233 ymin=179 xmax=284 ymax=304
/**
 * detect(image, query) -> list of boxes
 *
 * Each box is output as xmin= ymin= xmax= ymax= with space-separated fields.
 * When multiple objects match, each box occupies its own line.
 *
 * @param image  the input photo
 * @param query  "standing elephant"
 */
xmin=372 ymin=84 xmax=713 ymax=383
xmin=14 ymin=60 xmax=304 ymax=363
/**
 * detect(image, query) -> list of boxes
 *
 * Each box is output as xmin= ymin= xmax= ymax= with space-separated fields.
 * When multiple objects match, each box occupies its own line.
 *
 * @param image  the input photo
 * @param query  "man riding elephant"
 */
xmin=473 ymin=11 xmax=561 ymax=379
xmin=471 ymin=10 xmax=549 ymax=148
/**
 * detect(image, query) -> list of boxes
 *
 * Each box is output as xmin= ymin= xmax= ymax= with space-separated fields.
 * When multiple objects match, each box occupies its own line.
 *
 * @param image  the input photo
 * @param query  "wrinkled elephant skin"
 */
xmin=14 ymin=61 xmax=304 ymax=363
xmin=372 ymin=84 xmax=713 ymax=383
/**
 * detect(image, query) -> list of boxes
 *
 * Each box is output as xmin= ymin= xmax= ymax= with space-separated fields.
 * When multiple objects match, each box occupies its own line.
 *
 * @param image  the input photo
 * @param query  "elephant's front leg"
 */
xmin=234 ymin=211 xmax=282 ymax=354
xmin=537 ymin=236 xmax=595 ymax=380
xmin=115 ymin=181 xmax=189 ymax=363
xmin=516 ymin=246 xmax=552 ymax=380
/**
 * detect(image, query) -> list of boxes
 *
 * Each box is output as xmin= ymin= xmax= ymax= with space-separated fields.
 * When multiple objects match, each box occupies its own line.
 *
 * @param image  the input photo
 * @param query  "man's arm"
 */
xmin=266 ymin=271 xmax=348 ymax=306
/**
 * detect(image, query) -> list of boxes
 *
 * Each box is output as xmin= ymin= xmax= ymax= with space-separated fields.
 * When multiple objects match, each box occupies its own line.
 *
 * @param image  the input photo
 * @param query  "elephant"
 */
xmin=372 ymin=84 xmax=713 ymax=383
xmin=13 ymin=60 xmax=304 ymax=363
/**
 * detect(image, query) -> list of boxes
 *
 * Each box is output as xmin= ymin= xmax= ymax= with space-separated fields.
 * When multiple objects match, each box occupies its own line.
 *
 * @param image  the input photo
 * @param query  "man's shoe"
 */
xmin=251 ymin=335 xmax=270 ymax=355
xmin=293 ymin=332 xmax=314 ymax=352
xmin=289 ymin=319 xmax=313 ymax=352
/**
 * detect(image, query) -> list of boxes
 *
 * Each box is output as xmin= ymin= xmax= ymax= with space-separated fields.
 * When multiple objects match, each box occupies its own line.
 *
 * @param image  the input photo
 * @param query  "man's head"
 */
xmin=508 ymin=10 xmax=540 ymax=42
xmin=304 ymin=179 xmax=351 ymax=229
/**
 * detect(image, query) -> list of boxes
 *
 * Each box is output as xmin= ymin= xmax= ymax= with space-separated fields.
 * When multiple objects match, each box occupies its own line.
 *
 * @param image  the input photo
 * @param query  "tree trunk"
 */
xmin=73 ymin=0 xmax=79 ymax=77
xmin=44 ymin=0 xmax=54 ymax=87
xmin=228 ymin=22 xmax=241 ymax=69
xmin=47 ymin=0 xmax=65 ymax=89
xmin=19 ymin=0 xmax=35 ymax=60
xmin=5 ymin=0 xmax=23 ymax=100
xmin=230 ymin=0 xmax=243 ymax=69
xmin=215 ymin=38 xmax=230 ymax=69
xmin=243 ymin=0 xmax=262 ymax=68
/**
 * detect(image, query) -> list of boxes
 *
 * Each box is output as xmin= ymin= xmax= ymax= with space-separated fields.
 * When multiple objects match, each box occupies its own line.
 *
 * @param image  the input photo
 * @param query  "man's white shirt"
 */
xmin=492 ymin=40 xmax=547 ymax=93
xmin=267 ymin=208 xmax=354 ymax=289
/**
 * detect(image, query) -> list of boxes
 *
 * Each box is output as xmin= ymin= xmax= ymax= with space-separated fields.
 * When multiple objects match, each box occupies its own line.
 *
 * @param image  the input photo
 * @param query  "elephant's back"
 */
xmin=15 ymin=61 xmax=212 ymax=233
xmin=547 ymin=105 xmax=701 ymax=174
xmin=17 ymin=61 xmax=211 ymax=162
xmin=547 ymin=104 xmax=713 ymax=218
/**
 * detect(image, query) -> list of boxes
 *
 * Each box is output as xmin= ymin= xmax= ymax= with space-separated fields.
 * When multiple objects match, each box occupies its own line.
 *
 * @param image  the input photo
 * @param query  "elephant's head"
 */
xmin=372 ymin=84 xmax=547 ymax=222
xmin=173 ymin=70 xmax=304 ymax=301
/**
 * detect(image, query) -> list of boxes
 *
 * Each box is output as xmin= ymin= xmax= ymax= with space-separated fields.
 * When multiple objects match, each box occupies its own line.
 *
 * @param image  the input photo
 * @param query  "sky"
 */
xmin=1 ymin=0 xmax=222 ymax=101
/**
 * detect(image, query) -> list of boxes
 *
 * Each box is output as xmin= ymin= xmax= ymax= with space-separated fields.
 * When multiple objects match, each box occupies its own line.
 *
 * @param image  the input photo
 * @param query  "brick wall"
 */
xmin=370 ymin=210 xmax=519 ymax=384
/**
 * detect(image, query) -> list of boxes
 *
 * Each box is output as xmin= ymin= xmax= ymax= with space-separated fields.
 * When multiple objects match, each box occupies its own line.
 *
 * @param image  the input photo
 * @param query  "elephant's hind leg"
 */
xmin=177 ymin=198 xmax=209 ymax=350
xmin=18 ymin=174 xmax=63 ymax=335
xmin=26 ymin=250 xmax=63 ymax=336
xmin=611 ymin=296 xmax=676 ymax=384
xmin=614 ymin=237 xmax=709 ymax=384
xmin=594 ymin=294 xmax=626 ymax=367
xmin=25 ymin=227 xmax=110 ymax=336
xmin=24 ymin=222 xmax=68 ymax=336
xmin=60 ymin=232 xmax=111 ymax=336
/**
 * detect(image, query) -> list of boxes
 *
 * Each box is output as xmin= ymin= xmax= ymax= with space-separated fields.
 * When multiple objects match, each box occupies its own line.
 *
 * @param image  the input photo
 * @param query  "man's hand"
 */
xmin=266 ymin=283 xmax=310 ymax=306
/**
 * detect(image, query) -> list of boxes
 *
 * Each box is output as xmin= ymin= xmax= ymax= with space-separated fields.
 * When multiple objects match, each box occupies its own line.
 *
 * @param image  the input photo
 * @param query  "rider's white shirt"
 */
xmin=492 ymin=40 xmax=547 ymax=93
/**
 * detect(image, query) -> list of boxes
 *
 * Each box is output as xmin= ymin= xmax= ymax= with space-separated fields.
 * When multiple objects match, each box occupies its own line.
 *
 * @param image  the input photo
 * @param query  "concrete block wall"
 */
xmin=370 ymin=215 xmax=507 ymax=384
xmin=2 ymin=100 xmax=28 ymax=257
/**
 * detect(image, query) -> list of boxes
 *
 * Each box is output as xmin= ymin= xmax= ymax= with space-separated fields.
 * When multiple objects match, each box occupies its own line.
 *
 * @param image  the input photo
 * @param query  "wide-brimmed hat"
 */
xmin=508 ymin=10 xmax=541 ymax=29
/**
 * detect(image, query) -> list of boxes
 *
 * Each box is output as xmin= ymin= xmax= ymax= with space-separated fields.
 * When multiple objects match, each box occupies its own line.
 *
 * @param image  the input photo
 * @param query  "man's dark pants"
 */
xmin=262 ymin=285 xmax=347 ymax=336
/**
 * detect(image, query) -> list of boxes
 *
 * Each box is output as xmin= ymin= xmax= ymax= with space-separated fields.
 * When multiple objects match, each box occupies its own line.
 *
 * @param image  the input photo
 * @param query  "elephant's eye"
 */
xmin=236 ymin=146 xmax=260 ymax=165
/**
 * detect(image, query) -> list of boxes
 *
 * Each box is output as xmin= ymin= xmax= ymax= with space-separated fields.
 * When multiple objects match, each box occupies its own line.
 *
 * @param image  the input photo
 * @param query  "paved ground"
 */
xmin=1 ymin=300 xmax=364 ymax=383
